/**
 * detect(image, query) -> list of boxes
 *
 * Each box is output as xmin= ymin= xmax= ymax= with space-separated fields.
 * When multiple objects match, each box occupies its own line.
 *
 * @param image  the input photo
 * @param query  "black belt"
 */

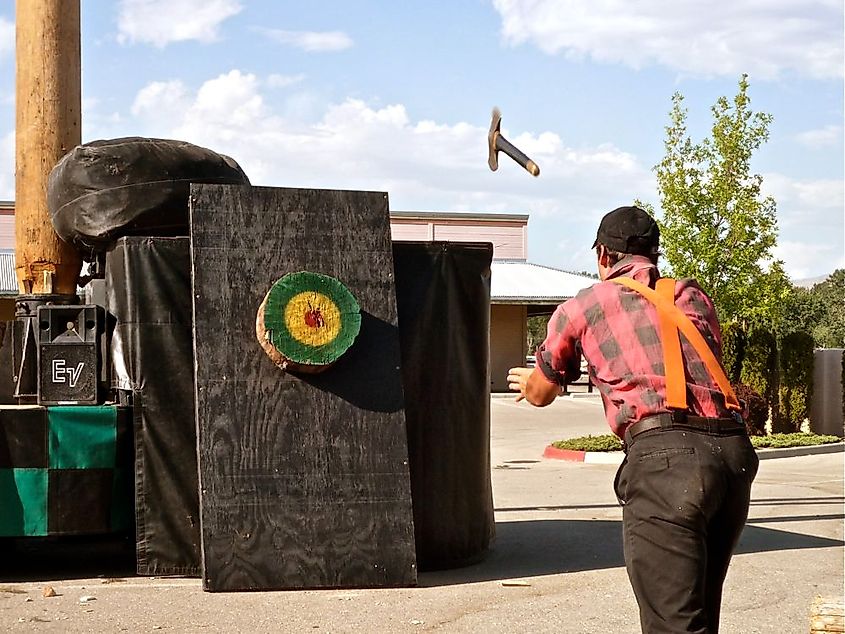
xmin=623 ymin=411 xmax=746 ymax=448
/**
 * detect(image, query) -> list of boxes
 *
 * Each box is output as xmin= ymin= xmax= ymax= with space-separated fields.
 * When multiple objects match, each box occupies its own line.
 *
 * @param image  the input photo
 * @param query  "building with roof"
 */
xmin=390 ymin=211 xmax=595 ymax=390
xmin=1 ymin=204 xmax=596 ymax=389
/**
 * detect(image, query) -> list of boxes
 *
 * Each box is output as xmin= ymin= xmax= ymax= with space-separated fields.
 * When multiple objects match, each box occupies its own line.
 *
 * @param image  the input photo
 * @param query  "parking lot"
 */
xmin=2 ymin=396 xmax=842 ymax=633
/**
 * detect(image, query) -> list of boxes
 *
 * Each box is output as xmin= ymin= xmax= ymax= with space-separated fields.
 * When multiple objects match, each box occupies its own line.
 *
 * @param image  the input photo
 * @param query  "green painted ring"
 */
xmin=260 ymin=271 xmax=361 ymax=368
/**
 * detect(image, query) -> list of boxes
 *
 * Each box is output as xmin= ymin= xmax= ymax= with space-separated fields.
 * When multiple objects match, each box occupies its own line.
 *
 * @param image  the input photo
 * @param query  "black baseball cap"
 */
xmin=592 ymin=206 xmax=660 ymax=255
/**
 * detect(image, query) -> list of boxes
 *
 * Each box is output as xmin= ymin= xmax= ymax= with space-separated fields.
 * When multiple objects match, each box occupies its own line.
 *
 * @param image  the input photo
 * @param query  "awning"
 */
xmin=491 ymin=260 xmax=596 ymax=305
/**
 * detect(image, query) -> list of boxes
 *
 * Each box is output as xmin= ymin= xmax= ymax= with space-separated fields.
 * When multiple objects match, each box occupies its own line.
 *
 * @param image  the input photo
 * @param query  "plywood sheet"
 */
xmin=190 ymin=185 xmax=416 ymax=591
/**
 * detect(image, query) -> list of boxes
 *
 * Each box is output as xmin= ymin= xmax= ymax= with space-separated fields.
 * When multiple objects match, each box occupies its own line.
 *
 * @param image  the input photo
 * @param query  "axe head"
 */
xmin=487 ymin=107 xmax=539 ymax=177
xmin=488 ymin=107 xmax=502 ymax=171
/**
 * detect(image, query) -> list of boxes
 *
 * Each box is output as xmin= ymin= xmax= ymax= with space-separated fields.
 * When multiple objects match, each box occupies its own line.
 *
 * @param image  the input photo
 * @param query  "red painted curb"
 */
xmin=543 ymin=445 xmax=586 ymax=462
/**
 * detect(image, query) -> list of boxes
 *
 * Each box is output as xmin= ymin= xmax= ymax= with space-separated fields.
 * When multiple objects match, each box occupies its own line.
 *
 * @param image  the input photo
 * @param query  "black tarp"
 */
xmin=104 ymin=236 xmax=494 ymax=575
xmin=0 ymin=321 xmax=15 ymax=404
xmin=49 ymin=138 xmax=250 ymax=260
xmin=105 ymin=237 xmax=200 ymax=576
xmin=393 ymin=241 xmax=495 ymax=570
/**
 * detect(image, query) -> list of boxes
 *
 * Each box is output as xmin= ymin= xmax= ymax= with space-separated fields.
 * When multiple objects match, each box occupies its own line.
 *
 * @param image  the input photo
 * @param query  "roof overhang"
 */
xmin=490 ymin=260 xmax=595 ymax=305
xmin=391 ymin=211 xmax=529 ymax=223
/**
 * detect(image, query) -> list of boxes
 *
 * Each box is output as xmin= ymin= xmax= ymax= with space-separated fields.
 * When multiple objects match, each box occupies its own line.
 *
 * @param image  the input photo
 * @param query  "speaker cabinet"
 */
xmin=37 ymin=305 xmax=105 ymax=405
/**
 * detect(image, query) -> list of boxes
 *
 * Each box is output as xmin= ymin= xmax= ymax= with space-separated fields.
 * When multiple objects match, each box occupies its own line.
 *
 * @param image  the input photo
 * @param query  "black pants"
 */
xmin=614 ymin=428 xmax=759 ymax=633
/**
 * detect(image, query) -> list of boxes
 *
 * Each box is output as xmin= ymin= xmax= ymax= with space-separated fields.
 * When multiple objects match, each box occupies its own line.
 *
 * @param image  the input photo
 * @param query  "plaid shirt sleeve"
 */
xmin=535 ymin=297 xmax=585 ymax=385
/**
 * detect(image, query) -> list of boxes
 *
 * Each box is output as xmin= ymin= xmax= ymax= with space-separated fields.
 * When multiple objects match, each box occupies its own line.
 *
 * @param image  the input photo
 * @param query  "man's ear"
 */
xmin=597 ymin=245 xmax=609 ymax=268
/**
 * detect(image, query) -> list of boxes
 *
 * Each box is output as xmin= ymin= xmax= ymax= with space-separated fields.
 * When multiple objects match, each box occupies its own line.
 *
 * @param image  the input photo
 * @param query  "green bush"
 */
xmin=552 ymin=434 xmax=622 ymax=452
xmin=552 ymin=431 xmax=841 ymax=452
xmin=733 ymin=382 xmax=767 ymax=436
xmin=750 ymin=433 xmax=841 ymax=449
xmin=740 ymin=326 xmax=779 ymax=430
xmin=777 ymin=331 xmax=814 ymax=432
xmin=722 ymin=322 xmax=746 ymax=383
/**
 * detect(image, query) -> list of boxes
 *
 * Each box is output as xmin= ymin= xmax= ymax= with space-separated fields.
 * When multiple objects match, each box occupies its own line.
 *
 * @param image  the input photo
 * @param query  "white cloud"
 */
xmin=258 ymin=28 xmax=353 ymax=52
xmin=117 ymin=0 xmax=243 ymax=48
xmin=762 ymin=172 xmax=844 ymax=278
xmin=101 ymin=69 xmax=845 ymax=278
xmin=0 ymin=17 xmax=13 ymax=60
xmin=774 ymin=240 xmax=844 ymax=280
xmin=492 ymin=0 xmax=844 ymax=80
xmin=123 ymin=69 xmax=653 ymax=272
xmin=267 ymin=73 xmax=306 ymax=89
xmin=131 ymin=80 xmax=191 ymax=117
xmin=764 ymin=173 xmax=844 ymax=220
xmin=794 ymin=125 xmax=843 ymax=149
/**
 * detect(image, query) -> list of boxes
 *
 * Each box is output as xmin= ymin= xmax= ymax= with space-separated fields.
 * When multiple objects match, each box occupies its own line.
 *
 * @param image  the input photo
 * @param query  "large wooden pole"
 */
xmin=15 ymin=0 xmax=82 ymax=296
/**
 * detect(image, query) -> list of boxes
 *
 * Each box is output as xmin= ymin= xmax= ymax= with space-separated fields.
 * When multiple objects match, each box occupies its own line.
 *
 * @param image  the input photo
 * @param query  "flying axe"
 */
xmin=487 ymin=107 xmax=540 ymax=177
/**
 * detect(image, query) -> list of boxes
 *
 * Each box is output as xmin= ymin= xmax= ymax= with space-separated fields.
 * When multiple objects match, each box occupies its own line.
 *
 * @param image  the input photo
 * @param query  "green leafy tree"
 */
xmin=721 ymin=322 xmax=746 ymax=383
xmin=809 ymin=269 xmax=845 ymax=348
xmin=527 ymin=314 xmax=550 ymax=353
xmin=641 ymin=75 xmax=790 ymax=324
xmin=778 ymin=331 xmax=814 ymax=431
xmin=774 ymin=285 xmax=824 ymax=340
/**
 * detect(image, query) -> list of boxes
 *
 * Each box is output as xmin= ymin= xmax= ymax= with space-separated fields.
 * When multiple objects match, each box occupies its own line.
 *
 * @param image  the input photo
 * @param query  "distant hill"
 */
xmin=793 ymin=274 xmax=830 ymax=289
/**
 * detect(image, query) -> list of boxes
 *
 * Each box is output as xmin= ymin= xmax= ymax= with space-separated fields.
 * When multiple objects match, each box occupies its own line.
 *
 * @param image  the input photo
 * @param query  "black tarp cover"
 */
xmin=394 ymin=241 xmax=495 ymax=570
xmin=104 ymin=236 xmax=494 ymax=575
xmin=105 ymin=237 xmax=200 ymax=576
xmin=0 ymin=321 xmax=15 ymax=404
xmin=49 ymin=138 xmax=250 ymax=260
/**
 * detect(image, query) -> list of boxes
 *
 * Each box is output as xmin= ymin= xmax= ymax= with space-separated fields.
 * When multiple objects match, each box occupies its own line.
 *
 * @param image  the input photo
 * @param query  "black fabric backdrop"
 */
xmin=104 ymin=236 xmax=494 ymax=574
xmin=0 ymin=321 xmax=15 ymax=404
xmin=105 ymin=237 xmax=201 ymax=576
xmin=393 ymin=241 xmax=495 ymax=570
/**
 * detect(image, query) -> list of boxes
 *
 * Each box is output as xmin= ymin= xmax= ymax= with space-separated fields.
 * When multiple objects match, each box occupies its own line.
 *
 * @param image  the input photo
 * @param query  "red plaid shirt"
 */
xmin=537 ymin=255 xmax=732 ymax=438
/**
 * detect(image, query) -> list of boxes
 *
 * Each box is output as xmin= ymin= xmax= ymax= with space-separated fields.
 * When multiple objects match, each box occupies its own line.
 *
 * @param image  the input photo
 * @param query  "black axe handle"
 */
xmin=488 ymin=108 xmax=540 ymax=177
xmin=495 ymin=133 xmax=540 ymax=177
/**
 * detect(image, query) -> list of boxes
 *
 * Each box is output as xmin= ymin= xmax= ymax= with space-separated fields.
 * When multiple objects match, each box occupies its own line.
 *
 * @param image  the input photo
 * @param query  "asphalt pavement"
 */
xmin=1 ymin=395 xmax=842 ymax=633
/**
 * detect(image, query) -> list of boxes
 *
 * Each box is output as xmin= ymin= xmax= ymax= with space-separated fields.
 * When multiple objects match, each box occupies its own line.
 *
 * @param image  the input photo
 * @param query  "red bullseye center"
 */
xmin=304 ymin=308 xmax=324 ymax=328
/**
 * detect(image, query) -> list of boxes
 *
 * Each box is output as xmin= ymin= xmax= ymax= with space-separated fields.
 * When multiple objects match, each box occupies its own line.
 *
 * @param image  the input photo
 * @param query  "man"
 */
xmin=508 ymin=206 xmax=758 ymax=634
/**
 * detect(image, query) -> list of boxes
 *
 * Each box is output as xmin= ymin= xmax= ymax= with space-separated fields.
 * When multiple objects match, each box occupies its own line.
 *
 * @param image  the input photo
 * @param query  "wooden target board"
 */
xmin=189 ymin=184 xmax=417 ymax=591
xmin=256 ymin=271 xmax=362 ymax=372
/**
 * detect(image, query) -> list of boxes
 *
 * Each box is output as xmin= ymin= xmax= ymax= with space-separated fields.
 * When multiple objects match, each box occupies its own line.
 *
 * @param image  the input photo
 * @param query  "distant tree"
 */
xmin=527 ymin=315 xmax=550 ymax=353
xmin=778 ymin=331 xmax=814 ymax=431
xmin=640 ymin=75 xmax=790 ymax=324
xmin=774 ymin=285 xmax=824 ymax=340
xmin=740 ymin=326 xmax=779 ymax=430
xmin=809 ymin=269 xmax=845 ymax=348
xmin=572 ymin=270 xmax=600 ymax=280
xmin=721 ymin=322 xmax=746 ymax=383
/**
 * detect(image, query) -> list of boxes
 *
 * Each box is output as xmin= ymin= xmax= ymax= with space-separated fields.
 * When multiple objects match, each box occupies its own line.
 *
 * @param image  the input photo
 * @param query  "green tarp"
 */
xmin=0 ymin=405 xmax=131 ymax=537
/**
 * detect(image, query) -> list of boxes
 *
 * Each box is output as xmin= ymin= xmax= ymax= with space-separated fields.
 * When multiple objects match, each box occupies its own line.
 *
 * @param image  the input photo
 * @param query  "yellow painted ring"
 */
xmin=283 ymin=291 xmax=342 ymax=346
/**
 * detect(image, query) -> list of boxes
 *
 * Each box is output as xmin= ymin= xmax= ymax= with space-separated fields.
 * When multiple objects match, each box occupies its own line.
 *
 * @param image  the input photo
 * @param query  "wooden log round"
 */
xmin=256 ymin=271 xmax=361 ymax=373
xmin=811 ymin=596 xmax=845 ymax=633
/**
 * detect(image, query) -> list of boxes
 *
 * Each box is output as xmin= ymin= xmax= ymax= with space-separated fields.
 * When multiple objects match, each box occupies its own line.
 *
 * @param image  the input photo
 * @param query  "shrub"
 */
xmin=750 ymin=433 xmax=841 ymax=449
xmin=552 ymin=434 xmax=623 ymax=452
xmin=740 ymin=326 xmax=779 ymax=430
xmin=777 ymin=331 xmax=814 ymax=433
xmin=733 ymin=382 xmax=767 ymax=436
xmin=722 ymin=322 xmax=746 ymax=383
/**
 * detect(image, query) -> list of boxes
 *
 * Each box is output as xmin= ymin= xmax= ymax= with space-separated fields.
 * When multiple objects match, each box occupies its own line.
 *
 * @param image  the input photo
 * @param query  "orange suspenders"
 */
xmin=611 ymin=277 xmax=742 ymax=412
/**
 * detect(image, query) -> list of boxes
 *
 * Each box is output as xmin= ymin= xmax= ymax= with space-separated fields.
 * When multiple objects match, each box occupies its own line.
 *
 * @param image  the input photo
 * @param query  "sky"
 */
xmin=0 ymin=0 xmax=842 ymax=280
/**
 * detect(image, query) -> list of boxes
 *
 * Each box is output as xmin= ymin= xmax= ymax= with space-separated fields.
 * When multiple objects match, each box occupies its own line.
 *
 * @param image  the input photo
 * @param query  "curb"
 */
xmin=542 ymin=445 xmax=623 ymax=464
xmin=543 ymin=442 xmax=844 ymax=464
xmin=755 ymin=442 xmax=844 ymax=460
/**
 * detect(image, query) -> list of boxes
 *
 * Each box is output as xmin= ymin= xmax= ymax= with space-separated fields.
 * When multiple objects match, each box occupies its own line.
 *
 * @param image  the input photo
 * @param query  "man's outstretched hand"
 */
xmin=507 ymin=366 xmax=561 ymax=406
xmin=507 ymin=366 xmax=533 ymax=403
